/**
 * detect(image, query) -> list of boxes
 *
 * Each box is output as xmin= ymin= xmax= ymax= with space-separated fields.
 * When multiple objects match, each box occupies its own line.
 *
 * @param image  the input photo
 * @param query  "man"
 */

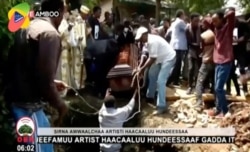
xmin=101 ymin=13 xmax=114 ymax=38
xmin=168 ymin=9 xmax=187 ymax=85
xmin=137 ymin=43 xmax=158 ymax=104
xmin=117 ymin=23 xmax=134 ymax=47
xmin=99 ymin=89 xmax=137 ymax=152
xmin=149 ymin=17 xmax=156 ymax=29
xmin=232 ymin=11 xmax=250 ymax=94
xmin=4 ymin=0 xmax=67 ymax=151
xmin=186 ymin=13 xmax=202 ymax=94
xmin=70 ymin=5 xmax=90 ymax=89
xmin=208 ymin=8 xmax=235 ymax=117
xmin=57 ymin=8 xmax=72 ymax=93
xmin=102 ymin=11 xmax=110 ymax=24
xmin=136 ymin=26 xmax=176 ymax=114
xmin=156 ymin=17 xmax=170 ymax=39
xmin=88 ymin=6 xmax=103 ymax=40
xmin=195 ymin=17 xmax=215 ymax=106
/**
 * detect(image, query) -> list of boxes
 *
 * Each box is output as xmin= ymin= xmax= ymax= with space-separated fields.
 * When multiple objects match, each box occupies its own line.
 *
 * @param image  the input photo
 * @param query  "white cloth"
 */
xmin=169 ymin=18 xmax=187 ymax=50
xmin=98 ymin=98 xmax=135 ymax=152
xmin=68 ymin=29 xmax=78 ymax=47
xmin=147 ymin=34 xmax=176 ymax=64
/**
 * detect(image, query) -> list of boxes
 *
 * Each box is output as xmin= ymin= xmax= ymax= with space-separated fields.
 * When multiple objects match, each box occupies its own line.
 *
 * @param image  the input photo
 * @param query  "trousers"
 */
xmin=12 ymin=105 xmax=53 ymax=152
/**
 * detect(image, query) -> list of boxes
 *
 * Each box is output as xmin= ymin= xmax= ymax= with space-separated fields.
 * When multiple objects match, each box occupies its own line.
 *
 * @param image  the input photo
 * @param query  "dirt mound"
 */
xmin=141 ymin=98 xmax=250 ymax=152
xmin=220 ymin=102 xmax=250 ymax=149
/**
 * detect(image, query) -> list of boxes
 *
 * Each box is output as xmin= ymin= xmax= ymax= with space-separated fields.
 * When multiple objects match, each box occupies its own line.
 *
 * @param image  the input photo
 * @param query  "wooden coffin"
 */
xmin=107 ymin=44 xmax=139 ymax=92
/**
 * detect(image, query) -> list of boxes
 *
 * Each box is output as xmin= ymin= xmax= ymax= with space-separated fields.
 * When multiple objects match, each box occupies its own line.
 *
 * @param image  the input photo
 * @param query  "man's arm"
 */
xmin=99 ymin=88 xmax=111 ymax=112
xmin=179 ymin=20 xmax=187 ymax=32
xmin=140 ymin=43 xmax=157 ymax=71
xmin=185 ymin=25 xmax=191 ymax=45
xmin=37 ymin=31 xmax=64 ymax=109
xmin=120 ymin=89 xmax=137 ymax=118
xmin=138 ymin=46 xmax=149 ymax=68
xmin=141 ymin=57 xmax=156 ymax=72
xmin=138 ymin=53 xmax=148 ymax=68
xmin=225 ymin=10 xmax=235 ymax=31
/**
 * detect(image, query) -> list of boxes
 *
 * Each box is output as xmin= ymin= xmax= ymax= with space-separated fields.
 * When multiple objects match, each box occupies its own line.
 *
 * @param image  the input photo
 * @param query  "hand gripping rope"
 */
xmin=66 ymin=64 xmax=144 ymax=123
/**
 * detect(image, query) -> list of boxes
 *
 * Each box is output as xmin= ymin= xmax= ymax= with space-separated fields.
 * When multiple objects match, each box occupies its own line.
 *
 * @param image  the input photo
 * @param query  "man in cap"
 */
xmin=78 ymin=5 xmax=96 ymax=84
xmin=135 ymin=26 xmax=176 ymax=114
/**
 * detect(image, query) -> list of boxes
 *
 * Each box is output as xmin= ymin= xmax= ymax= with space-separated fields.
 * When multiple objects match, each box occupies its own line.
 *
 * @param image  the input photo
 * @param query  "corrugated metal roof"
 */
xmin=119 ymin=0 xmax=176 ymax=8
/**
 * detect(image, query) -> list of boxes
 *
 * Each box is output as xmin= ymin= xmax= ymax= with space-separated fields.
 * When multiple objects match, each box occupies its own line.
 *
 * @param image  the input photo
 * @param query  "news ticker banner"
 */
xmin=15 ymin=117 xmax=236 ymax=152
xmin=37 ymin=127 xmax=236 ymax=136
xmin=35 ymin=127 xmax=236 ymax=144
xmin=37 ymin=136 xmax=235 ymax=144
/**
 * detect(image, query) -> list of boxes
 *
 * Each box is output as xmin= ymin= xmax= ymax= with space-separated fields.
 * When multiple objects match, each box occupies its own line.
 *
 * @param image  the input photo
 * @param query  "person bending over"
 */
xmin=135 ymin=27 xmax=176 ymax=115
xmin=98 ymin=89 xmax=137 ymax=152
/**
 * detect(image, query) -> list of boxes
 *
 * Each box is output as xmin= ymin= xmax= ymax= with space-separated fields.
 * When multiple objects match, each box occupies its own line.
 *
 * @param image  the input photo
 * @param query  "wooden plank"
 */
xmin=165 ymin=87 xmax=247 ymax=102
xmin=165 ymin=87 xmax=180 ymax=101
xmin=203 ymin=94 xmax=246 ymax=102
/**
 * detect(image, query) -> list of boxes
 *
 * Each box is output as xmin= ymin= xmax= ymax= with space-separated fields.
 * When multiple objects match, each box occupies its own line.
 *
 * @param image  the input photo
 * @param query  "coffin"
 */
xmin=107 ymin=44 xmax=139 ymax=91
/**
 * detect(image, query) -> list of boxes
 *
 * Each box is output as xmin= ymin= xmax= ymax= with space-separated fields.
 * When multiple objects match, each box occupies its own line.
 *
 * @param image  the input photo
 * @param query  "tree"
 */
xmin=166 ymin=0 xmax=227 ymax=15
xmin=238 ymin=0 xmax=250 ymax=13
xmin=66 ymin=0 xmax=100 ymax=11
xmin=156 ymin=0 xmax=161 ymax=26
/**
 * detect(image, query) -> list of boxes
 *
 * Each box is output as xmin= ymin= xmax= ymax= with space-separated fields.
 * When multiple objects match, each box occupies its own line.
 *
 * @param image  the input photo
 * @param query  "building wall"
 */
xmin=100 ymin=0 xmax=175 ymax=21
xmin=113 ymin=1 xmax=157 ymax=21
xmin=100 ymin=0 xmax=113 ymax=21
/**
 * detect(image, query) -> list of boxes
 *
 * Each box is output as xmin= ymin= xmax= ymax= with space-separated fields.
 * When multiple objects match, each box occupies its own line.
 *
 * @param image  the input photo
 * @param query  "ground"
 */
xmin=50 ymin=84 xmax=250 ymax=152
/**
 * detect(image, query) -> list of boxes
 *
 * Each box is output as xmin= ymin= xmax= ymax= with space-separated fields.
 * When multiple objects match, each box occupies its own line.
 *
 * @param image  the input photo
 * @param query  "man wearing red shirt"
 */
xmin=208 ymin=8 xmax=235 ymax=117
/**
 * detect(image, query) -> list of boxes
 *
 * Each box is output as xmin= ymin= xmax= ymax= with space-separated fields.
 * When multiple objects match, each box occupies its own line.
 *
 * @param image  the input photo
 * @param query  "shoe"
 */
xmin=206 ymin=109 xmax=221 ymax=117
xmin=215 ymin=113 xmax=225 ymax=119
xmin=173 ymin=82 xmax=180 ymax=86
xmin=186 ymin=87 xmax=192 ymax=95
xmin=195 ymin=100 xmax=203 ymax=107
xmin=145 ymin=98 xmax=154 ymax=104
xmin=243 ymin=85 xmax=248 ymax=93
xmin=226 ymin=90 xmax=231 ymax=95
xmin=152 ymin=110 xmax=166 ymax=115
xmin=210 ymin=89 xmax=214 ymax=94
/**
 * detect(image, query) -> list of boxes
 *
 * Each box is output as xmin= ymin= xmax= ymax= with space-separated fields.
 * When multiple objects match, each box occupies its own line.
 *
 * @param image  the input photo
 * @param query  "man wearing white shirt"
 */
xmin=138 ymin=44 xmax=158 ymax=104
xmin=168 ymin=9 xmax=187 ymax=85
xmin=99 ymin=89 xmax=137 ymax=152
xmin=135 ymin=27 xmax=176 ymax=114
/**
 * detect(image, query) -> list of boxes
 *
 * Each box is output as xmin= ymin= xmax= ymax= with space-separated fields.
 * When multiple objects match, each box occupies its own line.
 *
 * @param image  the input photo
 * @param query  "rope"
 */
xmin=65 ymin=66 xmax=143 ymax=123
xmin=112 ymin=70 xmax=142 ymax=123
xmin=66 ymin=86 xmax=99 ymax=115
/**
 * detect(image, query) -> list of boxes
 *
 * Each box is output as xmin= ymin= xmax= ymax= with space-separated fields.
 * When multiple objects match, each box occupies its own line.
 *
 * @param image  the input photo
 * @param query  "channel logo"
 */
xmin=16 ymin=117 xmax=35 ymax=143
xmin=8 ymin=2 xmax=34 ymax=32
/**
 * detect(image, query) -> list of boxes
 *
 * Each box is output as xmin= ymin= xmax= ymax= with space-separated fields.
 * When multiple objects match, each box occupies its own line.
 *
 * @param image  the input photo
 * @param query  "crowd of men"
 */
xmin=3 ymin=0 xmax=250 ymax=151
xmin=122 ymin=8 xmax=250 ymax=117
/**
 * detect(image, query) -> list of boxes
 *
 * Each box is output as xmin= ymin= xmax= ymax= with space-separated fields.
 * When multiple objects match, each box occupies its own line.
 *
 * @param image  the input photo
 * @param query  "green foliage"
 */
xmin=238 ymin=0 xmax=250 ymax=13
xmin=67 ymin=0 xmax=100 ymax=11
xmin=166 ymin=0 xmax=227 ymax=15
xmin=83 ymin=0 xmax=101 ymax=10
xmin=18 ymin=124 xmax=33 ymax=134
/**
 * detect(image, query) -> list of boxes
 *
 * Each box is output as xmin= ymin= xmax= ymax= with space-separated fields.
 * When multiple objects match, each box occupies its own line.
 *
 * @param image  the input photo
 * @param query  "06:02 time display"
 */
xmin=17 ymin=144 xmax=35 ymax=152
